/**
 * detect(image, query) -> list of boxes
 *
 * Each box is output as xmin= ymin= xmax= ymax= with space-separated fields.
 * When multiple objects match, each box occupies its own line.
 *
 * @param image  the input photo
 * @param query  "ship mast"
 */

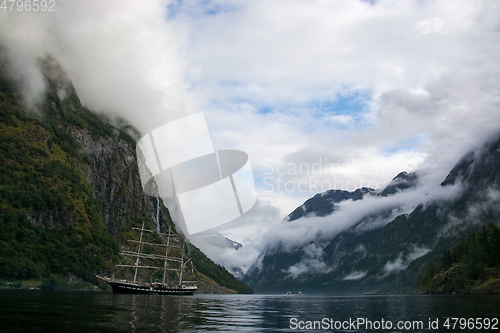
xmin=114 ymin=222 xmax=195 ymax=288
xmin=133 ymin=221 xmax=145 ymax=282
xmin=162 ymin=226 xmax=172 ymax=285
xmin=179 ymin=240 xmax=184 ymax=286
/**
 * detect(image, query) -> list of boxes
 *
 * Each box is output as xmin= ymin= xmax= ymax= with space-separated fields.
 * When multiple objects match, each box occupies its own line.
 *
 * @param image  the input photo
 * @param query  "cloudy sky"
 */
xmin=2 ymin=0 xmax=499 ymax=274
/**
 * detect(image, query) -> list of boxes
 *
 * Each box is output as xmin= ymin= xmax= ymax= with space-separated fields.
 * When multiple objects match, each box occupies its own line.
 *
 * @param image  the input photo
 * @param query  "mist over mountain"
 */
xmin=243 ymin=137 xmax=500 ymax=293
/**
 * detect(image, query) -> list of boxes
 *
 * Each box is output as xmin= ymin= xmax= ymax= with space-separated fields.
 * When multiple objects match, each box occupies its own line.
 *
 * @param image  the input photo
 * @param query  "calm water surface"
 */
xmin=0 ymin=290 xmax=499 ymax=332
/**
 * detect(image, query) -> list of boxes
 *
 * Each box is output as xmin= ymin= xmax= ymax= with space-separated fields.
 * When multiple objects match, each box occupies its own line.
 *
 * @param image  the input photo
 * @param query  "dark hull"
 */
xmin=99 ymin=277 xmax=197 ymax=295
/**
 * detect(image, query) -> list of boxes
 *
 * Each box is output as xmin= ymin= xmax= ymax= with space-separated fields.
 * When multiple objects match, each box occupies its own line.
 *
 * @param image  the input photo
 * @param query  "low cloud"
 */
xmin=187 ymin=198 xmax=283 ymax=276
xmin=0 ymin=41 xmax=46 ymax=107
xmin=382 ymin=245 xmax=430 ymax=277
xmin=437 ymin=187 xmax=500 ymax=239
xmin=287 ymin=243 xmax=332 ymax=279
xmin=343 ymin=271 xmax=367 ymax=281
xmin=383 ymin=254 xmax=406 ymax=276
xmin=260 ymin=178 xmax=463 ymax=252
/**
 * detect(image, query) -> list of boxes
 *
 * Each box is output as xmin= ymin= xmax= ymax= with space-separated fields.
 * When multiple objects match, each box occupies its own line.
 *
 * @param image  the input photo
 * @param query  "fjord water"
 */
xmin=0 ymin=290 xmax=499 ymax=332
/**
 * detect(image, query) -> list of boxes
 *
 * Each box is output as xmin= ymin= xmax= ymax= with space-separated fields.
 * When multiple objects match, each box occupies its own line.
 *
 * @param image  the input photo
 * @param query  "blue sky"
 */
xmin=167 ymin=0 xmax=238 ymax=19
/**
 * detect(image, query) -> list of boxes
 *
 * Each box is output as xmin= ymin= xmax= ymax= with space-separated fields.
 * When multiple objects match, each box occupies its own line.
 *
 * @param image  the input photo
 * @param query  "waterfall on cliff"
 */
xmin=156 ymin=196 xmax=160 ymax=233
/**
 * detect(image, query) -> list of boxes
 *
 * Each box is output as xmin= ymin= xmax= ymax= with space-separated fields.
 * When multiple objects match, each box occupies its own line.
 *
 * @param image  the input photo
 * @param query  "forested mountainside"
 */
xmin=243 ymin=135 xmax=500 ymax=294
xmin=417 ymin=222 xmax=500 ymax=294
xmin=0 ymin=50 xmax=252 ymax=294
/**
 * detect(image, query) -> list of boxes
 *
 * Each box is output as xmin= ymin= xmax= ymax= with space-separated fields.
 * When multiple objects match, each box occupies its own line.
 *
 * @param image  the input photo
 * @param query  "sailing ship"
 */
xmin=97 ymin=222 xmax=197 ymax=295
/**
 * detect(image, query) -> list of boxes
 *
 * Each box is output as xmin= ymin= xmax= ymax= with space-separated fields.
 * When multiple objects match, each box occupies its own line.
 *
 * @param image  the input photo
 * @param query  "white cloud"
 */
xmin=382 ymin=245 xmax=430 ymax=277
xmin=0 ymin=0 xmax=195 ymax=134
xmin=343 ymin=271 xmax=367 ymax=281
xmin=416 ymin=17 xmax=448 ymax=36
xmin=287 ymin=243 xmax=332 ymax=279
xmin=383 ymin=254 xmax=406 ymax=276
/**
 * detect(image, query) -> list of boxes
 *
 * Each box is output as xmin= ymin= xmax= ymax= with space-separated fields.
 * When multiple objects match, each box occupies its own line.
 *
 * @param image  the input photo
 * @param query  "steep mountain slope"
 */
xmin=243 ymin=137 xmax=500 ymax=294
xmin=0 ymin=51 xmax=252 ymax=293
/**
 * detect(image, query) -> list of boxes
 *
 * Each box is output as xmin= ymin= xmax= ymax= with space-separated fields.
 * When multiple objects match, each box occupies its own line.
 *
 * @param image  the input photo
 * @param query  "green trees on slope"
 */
xmin=0 ymin=53 xmax=123 ymax=285
xmin=417 ymin=222 xmax=500 ymax=292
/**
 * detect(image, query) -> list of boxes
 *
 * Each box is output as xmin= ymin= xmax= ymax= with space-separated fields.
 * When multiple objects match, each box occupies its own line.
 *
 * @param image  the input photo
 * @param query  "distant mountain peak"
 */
xmin=286 ymin=187 xmax=375 ymax=222
xmin=378 ymin=171 xmax=419 ymax=197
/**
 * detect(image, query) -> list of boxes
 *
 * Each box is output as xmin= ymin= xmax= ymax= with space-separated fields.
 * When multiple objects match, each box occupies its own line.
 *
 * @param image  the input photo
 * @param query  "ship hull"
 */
xmin=98 ymin=277 xmax=197 ymax=295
